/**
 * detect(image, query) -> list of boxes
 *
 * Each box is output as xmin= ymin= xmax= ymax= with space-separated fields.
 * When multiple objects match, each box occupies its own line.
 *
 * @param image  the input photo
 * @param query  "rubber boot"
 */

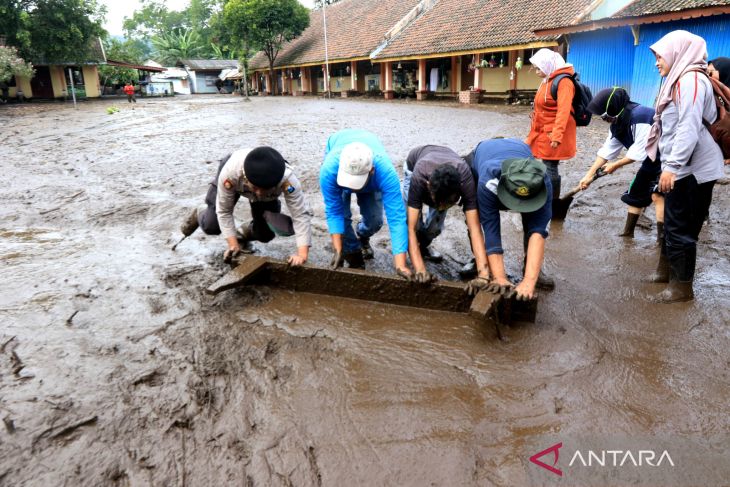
xmin=653 ymin=280 xmax=694 ymax=303
xmin=618 ymin=213 xmax=640 ymax=238
xmin=344 ymin=250 xmax=365 ymax=269
xmin=653 ymin=247 xmax=695 ymax=303
xmin=180 ymin=208 xmax=200 ymax=236
xmin=656 ymin=222 xmax=665 ymax=246
xmin=459 ymin=258 xmax=477 ymax=279
xmin=358 ymin=235 xmax=374 ymax=260
xmin=420 ymin=246 xmax=443 ymax=263
xmin=649 ymin=253 xmax=670 ymax=283
xmin=235 ymin=223 xmax=255 ymax=253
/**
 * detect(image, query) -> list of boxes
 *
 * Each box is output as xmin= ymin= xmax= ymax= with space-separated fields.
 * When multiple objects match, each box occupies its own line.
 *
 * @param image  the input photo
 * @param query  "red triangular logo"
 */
xmin=529 ymin=442 xmax=563 ymax=477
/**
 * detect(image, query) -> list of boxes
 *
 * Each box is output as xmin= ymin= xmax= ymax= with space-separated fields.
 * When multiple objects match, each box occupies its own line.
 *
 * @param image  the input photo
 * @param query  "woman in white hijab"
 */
xmin=646 ymin=30 xmax=724 ymax=303
xmin=525 ymin=48 xmax=577 ymax=209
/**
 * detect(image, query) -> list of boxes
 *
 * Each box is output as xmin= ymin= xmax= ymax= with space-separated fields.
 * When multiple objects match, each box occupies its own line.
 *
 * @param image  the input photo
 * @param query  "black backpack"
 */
xmin=551 ymin=73 xmax=593 ymax=127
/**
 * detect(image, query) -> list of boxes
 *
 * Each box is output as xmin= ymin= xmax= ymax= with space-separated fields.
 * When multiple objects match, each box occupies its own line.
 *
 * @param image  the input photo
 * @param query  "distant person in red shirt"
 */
xmin=123 ymin=82 xmax=136 ymax=103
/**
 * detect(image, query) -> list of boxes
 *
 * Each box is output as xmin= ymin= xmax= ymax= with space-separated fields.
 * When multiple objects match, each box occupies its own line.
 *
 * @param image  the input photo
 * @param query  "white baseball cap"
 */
xmin=337 ymin=142 xmax=374 ymax=190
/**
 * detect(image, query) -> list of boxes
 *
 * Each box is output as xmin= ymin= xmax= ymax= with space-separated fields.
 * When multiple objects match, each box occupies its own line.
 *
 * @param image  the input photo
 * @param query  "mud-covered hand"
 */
xmin=466 ymin=276 xmax=490 ymax=296
xmin=223 ymin=246 xmax=241 ymax=264
xmin=514 ymin=281 xmax=536 ymax=301
xmin=329 ymin=250 xmax=344 ymax=270
xmin=486 ymin=277 xmax=514 ymax=296
xmin=579 ymin=173 xmax=594 ymax=190
xmin=602 ymin=162 xmax=620 ymax=174
xmin=287 ymin=254 xmax=306 ymax=267
xmin=413 ymin=271 xmax=436 ymax=285
xmin=396 ymin=267 xmax=413 ymax=281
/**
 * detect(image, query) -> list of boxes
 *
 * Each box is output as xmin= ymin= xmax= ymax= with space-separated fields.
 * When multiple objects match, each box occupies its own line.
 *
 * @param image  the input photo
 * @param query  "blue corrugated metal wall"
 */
xmin=567 ymin=27 xmax=635 ymax=96
xmin=631 ymin=15 xmax=730 ymax=106
xmin=566 ymin=14 xmax=730 ymax=107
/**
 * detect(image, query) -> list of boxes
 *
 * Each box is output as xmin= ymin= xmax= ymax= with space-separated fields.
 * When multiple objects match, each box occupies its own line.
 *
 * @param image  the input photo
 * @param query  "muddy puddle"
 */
xmin=1 ymin=95 xmax=729 ymax=486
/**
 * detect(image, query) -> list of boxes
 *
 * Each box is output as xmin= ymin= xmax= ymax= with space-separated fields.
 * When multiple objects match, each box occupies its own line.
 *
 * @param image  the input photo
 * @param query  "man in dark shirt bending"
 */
xmin=471 ymin=138 xmax=554 ymax=299
xmin=403 ymin=145 xmax=490 ymax=289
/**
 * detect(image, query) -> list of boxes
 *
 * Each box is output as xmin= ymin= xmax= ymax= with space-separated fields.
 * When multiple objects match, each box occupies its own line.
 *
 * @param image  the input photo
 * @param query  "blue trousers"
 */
xmin=342 ymin=191 xmax=384 ymax=253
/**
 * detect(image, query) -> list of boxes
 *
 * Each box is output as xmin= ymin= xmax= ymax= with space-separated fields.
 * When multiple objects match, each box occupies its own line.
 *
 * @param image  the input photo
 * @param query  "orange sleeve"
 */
xmin=550 ymin=78 xmax=574 ymax=144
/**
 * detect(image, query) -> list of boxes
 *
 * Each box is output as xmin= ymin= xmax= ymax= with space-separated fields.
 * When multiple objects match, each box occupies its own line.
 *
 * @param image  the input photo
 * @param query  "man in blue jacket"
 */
xmin=471 ymin=138 xmax=554 ymax=300
xmin=320 ymin=129 xmax=411 ymax=278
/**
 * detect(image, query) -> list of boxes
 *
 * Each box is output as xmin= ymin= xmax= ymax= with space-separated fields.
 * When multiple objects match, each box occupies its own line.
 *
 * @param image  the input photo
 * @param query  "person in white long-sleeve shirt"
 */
xmin=184 ymin=147 xmax=313 ymax=265
xmin=645 ymin=30 xmax=725 ymax=303
xmin=580 ymin=87 xmax=664 ymax=241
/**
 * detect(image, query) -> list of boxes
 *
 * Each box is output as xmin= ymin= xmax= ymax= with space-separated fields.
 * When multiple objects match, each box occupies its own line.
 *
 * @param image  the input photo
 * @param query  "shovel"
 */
xmin=552 ymin=168 xmax=607 ymax=220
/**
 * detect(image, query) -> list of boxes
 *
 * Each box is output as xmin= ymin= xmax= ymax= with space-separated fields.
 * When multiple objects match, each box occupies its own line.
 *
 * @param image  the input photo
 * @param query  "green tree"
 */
xmin=0 ymin=1 xmax=32 ymax=53
xmin=1 ymin=0 xmax=106 ymax=64
xmin=24 ymin=0 xmax=106 ymax=63
xmin=0 ymin=44 xmax=34 ymax=83
xmin=211 ymin=43 xmax=238 ymax=60
xmin=123 ymin=1 xmax=187 ymax=40
xmin=225 ymin=0 xmax=309 ymax=96
xmin=151 ymin=29 xmax=207 ymax=65
xmin=98 ymin=38 xmax=147 ymax=88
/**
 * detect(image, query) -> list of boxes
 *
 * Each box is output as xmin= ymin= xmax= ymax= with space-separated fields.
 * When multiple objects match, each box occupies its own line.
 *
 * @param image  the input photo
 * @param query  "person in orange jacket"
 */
xmin=123 ymin=82 xmax=136 ymax=103
xmin=525 ymin=48 xmax=577 ymax=211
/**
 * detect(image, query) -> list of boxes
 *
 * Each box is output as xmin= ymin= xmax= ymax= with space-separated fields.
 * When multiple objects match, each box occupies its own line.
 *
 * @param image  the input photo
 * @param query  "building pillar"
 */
xmin=322 ymin=64 xmax=329 ymax=94
xmin=417 ymin=58 xmax=427 ymax=100
xmin=451 ymin=56 xmax=458 ymax=95
xmin=301 ymin=68 xmax=309 ymax=94
xmin=350 ymin=61 xmax=357 ymax=92
xmin=384 ymin=61 xmax=394 ymax=99
xmin=266 ymin=72 xmax=273 ymax=94
xmin=473 ymin=54 xmax=481 ymax=90
xmin=508 ymin=51 xmax=518 ymax=91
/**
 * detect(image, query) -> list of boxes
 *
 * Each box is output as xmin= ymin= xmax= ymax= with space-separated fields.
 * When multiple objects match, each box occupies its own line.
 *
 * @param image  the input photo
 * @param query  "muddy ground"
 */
xmin=1 ymin=95 xmax=729 ymax=486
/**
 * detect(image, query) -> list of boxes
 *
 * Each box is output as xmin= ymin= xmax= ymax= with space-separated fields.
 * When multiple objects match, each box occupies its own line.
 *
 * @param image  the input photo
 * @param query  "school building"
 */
xmin=5 ymin=37 xmax=106 ymax=100
xmin=536 ymin=0 xmax=730 ymax=106
xmin=248 ymin=0 xmax=594 ymax=103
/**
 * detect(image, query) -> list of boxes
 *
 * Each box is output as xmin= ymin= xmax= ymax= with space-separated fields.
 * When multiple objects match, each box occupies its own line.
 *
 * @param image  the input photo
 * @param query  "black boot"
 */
xmin=649 ymin=253 xmax=670 ymax=283
xmin=619 ymin=213 xmax=640 ymax=238
xmin=180 ymin=208 xmax=200 ymax=236
xmin=656 ymin=222 xmax=665 ymax=246
xmin=653 ymin=247 xmax=695 ymax=303
xmin=420 ymin=246 xmax=443 ymax=263
xmin=358 ymin=235 xmax=374 ymax=260
xmin=235 ymin=223 xmax=256 ymax=253
xmin=459 ymin=258 xmax=477 ymax=279
xmin=344 ymin=250 xmax=365 ymax=269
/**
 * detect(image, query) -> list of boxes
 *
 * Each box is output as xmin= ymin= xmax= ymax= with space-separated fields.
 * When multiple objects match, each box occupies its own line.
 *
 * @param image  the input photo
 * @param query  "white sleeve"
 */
xmin=596 ymin=129 xmax=624 ymax=161
xmin=215 ymin=164 xmax=239 ymax=239
xmin=282 ymin=172 xmax=313 ymax=248
xmin=625 ymin=123 xmax=650 ymax=162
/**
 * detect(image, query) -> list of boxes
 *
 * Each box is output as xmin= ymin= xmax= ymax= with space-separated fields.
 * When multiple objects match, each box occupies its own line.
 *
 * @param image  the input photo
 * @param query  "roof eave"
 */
xmin=371 ymin=40 xmax=560 ymax=63
xmin=534 ymin=5 xmax=730 ymax=36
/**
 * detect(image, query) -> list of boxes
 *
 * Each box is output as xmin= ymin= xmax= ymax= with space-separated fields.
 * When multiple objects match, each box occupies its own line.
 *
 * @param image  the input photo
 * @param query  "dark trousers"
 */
xmin=127 ymin=94 xmax=136 ymax=103
xmin=198 ymin=159 xmax=281 ymax=243
xmin=663 ymin=175 xmax=715 ymax=281
xmin=543 ymin=159 xmax=561 ymax=197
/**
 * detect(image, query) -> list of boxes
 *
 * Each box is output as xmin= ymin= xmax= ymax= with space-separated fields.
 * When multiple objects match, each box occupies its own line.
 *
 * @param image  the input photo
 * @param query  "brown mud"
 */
xmin=1 ymin=96 xmax=729 ymax=486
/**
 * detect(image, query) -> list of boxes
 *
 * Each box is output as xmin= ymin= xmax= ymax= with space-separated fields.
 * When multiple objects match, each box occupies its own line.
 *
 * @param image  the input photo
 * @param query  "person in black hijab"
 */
xmin=579 ymin=87 xmax=665 ymax=247
xmin=708 ymin=57 xmax=730 ymax=87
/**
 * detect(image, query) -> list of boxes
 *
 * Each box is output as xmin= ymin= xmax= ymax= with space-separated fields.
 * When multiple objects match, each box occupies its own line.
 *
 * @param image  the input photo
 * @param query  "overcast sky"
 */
xmin=100 ymin=0 xmax=316 ymax=36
